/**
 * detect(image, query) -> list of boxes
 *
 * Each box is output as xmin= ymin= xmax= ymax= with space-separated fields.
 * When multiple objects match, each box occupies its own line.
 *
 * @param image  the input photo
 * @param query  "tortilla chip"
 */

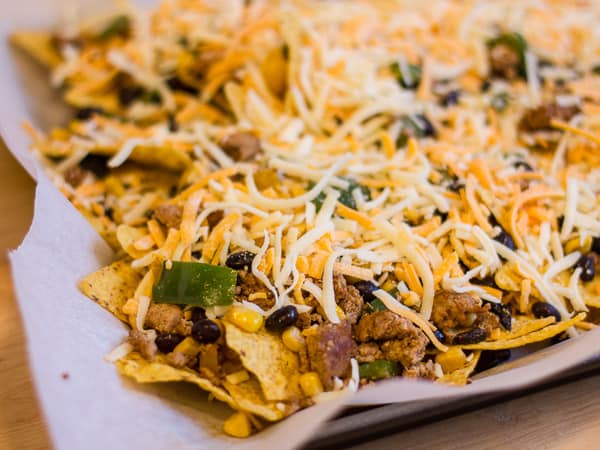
xmin=438 ymin=351 xmax=481 ymax=386
xmin=64 ymin=88 xmax=122 ymax=114
xmin=460 ymin=313 xmax=586 ymax=350
xmin=224 ymin=322 xmax=301 ymax=402
xmin=490 ymin=316 xmax=556 ymax=341
xmin=116 ymin=224 xmax=147 ymax=258
xmin=116 ymin=352 xmax=235 ymax=407
xmin=10 ymin=31 xmax=62 ymax=68
xmin=90 ymin=144 xmax=191 ymax=171
xmin=79 ymin=260 xmax=140 ymax=322
xmin=224 ymin=377 xmax=297 ymax=422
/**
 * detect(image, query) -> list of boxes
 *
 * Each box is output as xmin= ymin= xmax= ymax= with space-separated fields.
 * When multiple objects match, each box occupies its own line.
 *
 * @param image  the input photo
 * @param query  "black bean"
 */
xmin=225 ymin=251 xmax=256 ymax=270
xmin=191 ymin=319 xmax=221 ymax=343
xmin=475 ymin=349 xmax=511 ymax=372
xmin=155 ymin=333 xmax=184 ymax=353
xmin=353 ymin=280 xmax=379 ymax=302
xmin=490 ymin=215 xmax=503 ymax=229
xmin=575 ymin=253 xmax=595 ymax=282
xmin=75 ymin=107 xmax=104 ymax=120
xmin=480 ymin=80 xmax=492 ymax=92
xmin=494 ymin=229 xmax=516 ymax=251
xmin=440 ymin=90 xmax=460 ymax=107
xmin=265 ymin=305 xmax=298 ymax=332
xmin=484 ymin=301 xmax=512 ymax=331
xmin=190 ymin=307 xmax=207 ymax=323
xmin=452 ymin=327 xmax=488 ymax=345
xmin=118 ymin=85 xmax=144 ymax=106
xmin=433 ymin=329 xmax=446 ymax=343
xmin=531 ymin=302 xmax=561 ymax=322
xmin=166 ymin=76 xmax=198 ymax=95
xmin=514 ymin=160 xmax=533 ymax=172
xmin=79 ymin=154 xmax=110 ymax=179
xmin=592 ymin=237 xmax=600 ymax=255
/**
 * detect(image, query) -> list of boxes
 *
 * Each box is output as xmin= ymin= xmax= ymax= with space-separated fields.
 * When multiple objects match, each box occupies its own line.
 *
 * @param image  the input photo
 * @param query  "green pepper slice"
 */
xmin=311 ymin=178 xmax=371 ymax=212
xmin=487 ymin=32 xmax=528 ymax=78
xmin=152 ymin=261 xmax=237 ymax=307
xmin=389 ymin=62 xmax=422 ymax=89
xmin=367 ymin=298 xmax=388 ymax=312
xmin=98 ymin=15 xmax=131 ymax=41
xmin=359 ymin=360 xmax=400 ymax=380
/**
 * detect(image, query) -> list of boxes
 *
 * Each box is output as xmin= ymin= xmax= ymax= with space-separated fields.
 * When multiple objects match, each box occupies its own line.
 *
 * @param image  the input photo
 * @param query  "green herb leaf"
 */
xmin=359 ymin=360 xmax=400 ymax=380
xmin=152 ymin=261 xmax=237 ymax=307
xmin=390 ymin=62 xmax=422 ymax=89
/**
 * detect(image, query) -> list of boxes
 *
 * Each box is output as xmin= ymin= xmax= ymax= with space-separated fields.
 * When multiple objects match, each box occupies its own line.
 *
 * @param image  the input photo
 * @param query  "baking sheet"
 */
xmin=1 ymin=1 xmax=600 ymax=450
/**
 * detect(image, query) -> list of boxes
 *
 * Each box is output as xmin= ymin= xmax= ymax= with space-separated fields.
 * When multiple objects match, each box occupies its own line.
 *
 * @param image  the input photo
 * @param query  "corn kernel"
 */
xmin=301 ymin=325 xmax=318 ymax=338
xmin=565 ymin=236 xmax=592 ymax=254
xmin=299 ymin=372 xmax=324 ymax=397
xmin=122 ymin=297 xmax=138 ymax=316
xmin=435 ymin=347 xmax=467 ymax=373
xmin=335 ymin=305 xmax=346 ymax=321
xmin=225 ymin=370 xmax=250 ymax=385
xmin=225 ymin=306 xmax=264 ymax=333
xmin=223 ymin=412 xmax=252 ymax=438
xmin=282 ymin=326 xmax=305 ymax=352
xmin=174 ymin=337 xmax=203 ymax=356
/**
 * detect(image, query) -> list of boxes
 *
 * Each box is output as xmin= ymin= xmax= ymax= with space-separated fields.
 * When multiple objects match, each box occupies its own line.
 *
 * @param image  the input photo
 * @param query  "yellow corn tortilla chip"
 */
xmin=490 ymin=316 xmax=556 ymax=341
xmin=116 ymin=224 xmax=147 ymax=258
xmin=64 ymin=89 xmax=122 ymax=114
xmin=581 ymin=281 xmax=600 ymax=308
xmin=438 ymin=351 xmax=481 ymax=386
xmin=224 ymin=377 xmax=297 ymax=422
xmin=224 ymin=322 xmax=301 ymax=402
xmin=116 ymin=352 xmax=235 ymax=408
xmin=79 ymin=260 xmax=140 ymax=322
xmin=460 ymin=313 xmax=586 ymax=350
xmin=91 ymin=144 xmax=192 ymax=171
xmin=10 ymin=31 xmax=62 ymax=68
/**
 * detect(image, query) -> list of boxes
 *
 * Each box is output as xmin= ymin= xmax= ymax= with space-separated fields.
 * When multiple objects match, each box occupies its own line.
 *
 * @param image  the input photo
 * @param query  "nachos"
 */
xmin=12 ymin=0 xmax=600 ymax=437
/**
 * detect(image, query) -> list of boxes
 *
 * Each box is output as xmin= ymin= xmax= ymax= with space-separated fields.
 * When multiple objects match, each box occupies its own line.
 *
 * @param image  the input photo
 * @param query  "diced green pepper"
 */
xmin=396 ymin=115 xmax=436 ymax=148
xmin=359 ymin=360 xmax=400 ymax=380
xmin=152 ymin=261 xmax=237 ymax=307
xmin=390 ymin=62 xmax=422 ymax=89
xmin=144 ymin=90 xmax=163 ymax=104
xmin=487 ymin=32 xmax=528 ymax=77
xmin=98 ymin=15 xmax=131 ymax=41
xmin=367 ymin=298 xmax=388 ymax=312
xmin=491 ymin=92 xmax=510 ymax=112
xmin=311 ymin=179 xmax=371 ymax=212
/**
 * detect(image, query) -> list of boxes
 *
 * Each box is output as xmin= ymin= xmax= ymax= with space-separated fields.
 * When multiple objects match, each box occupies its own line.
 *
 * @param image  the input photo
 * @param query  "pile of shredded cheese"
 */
xmin=27 ymin=0 xmax=600 ymax=359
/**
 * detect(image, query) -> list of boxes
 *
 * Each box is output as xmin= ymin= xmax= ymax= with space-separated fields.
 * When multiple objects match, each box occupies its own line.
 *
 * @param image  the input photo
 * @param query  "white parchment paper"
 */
xmin=1 ymin=2 xmax=600 ymax=449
